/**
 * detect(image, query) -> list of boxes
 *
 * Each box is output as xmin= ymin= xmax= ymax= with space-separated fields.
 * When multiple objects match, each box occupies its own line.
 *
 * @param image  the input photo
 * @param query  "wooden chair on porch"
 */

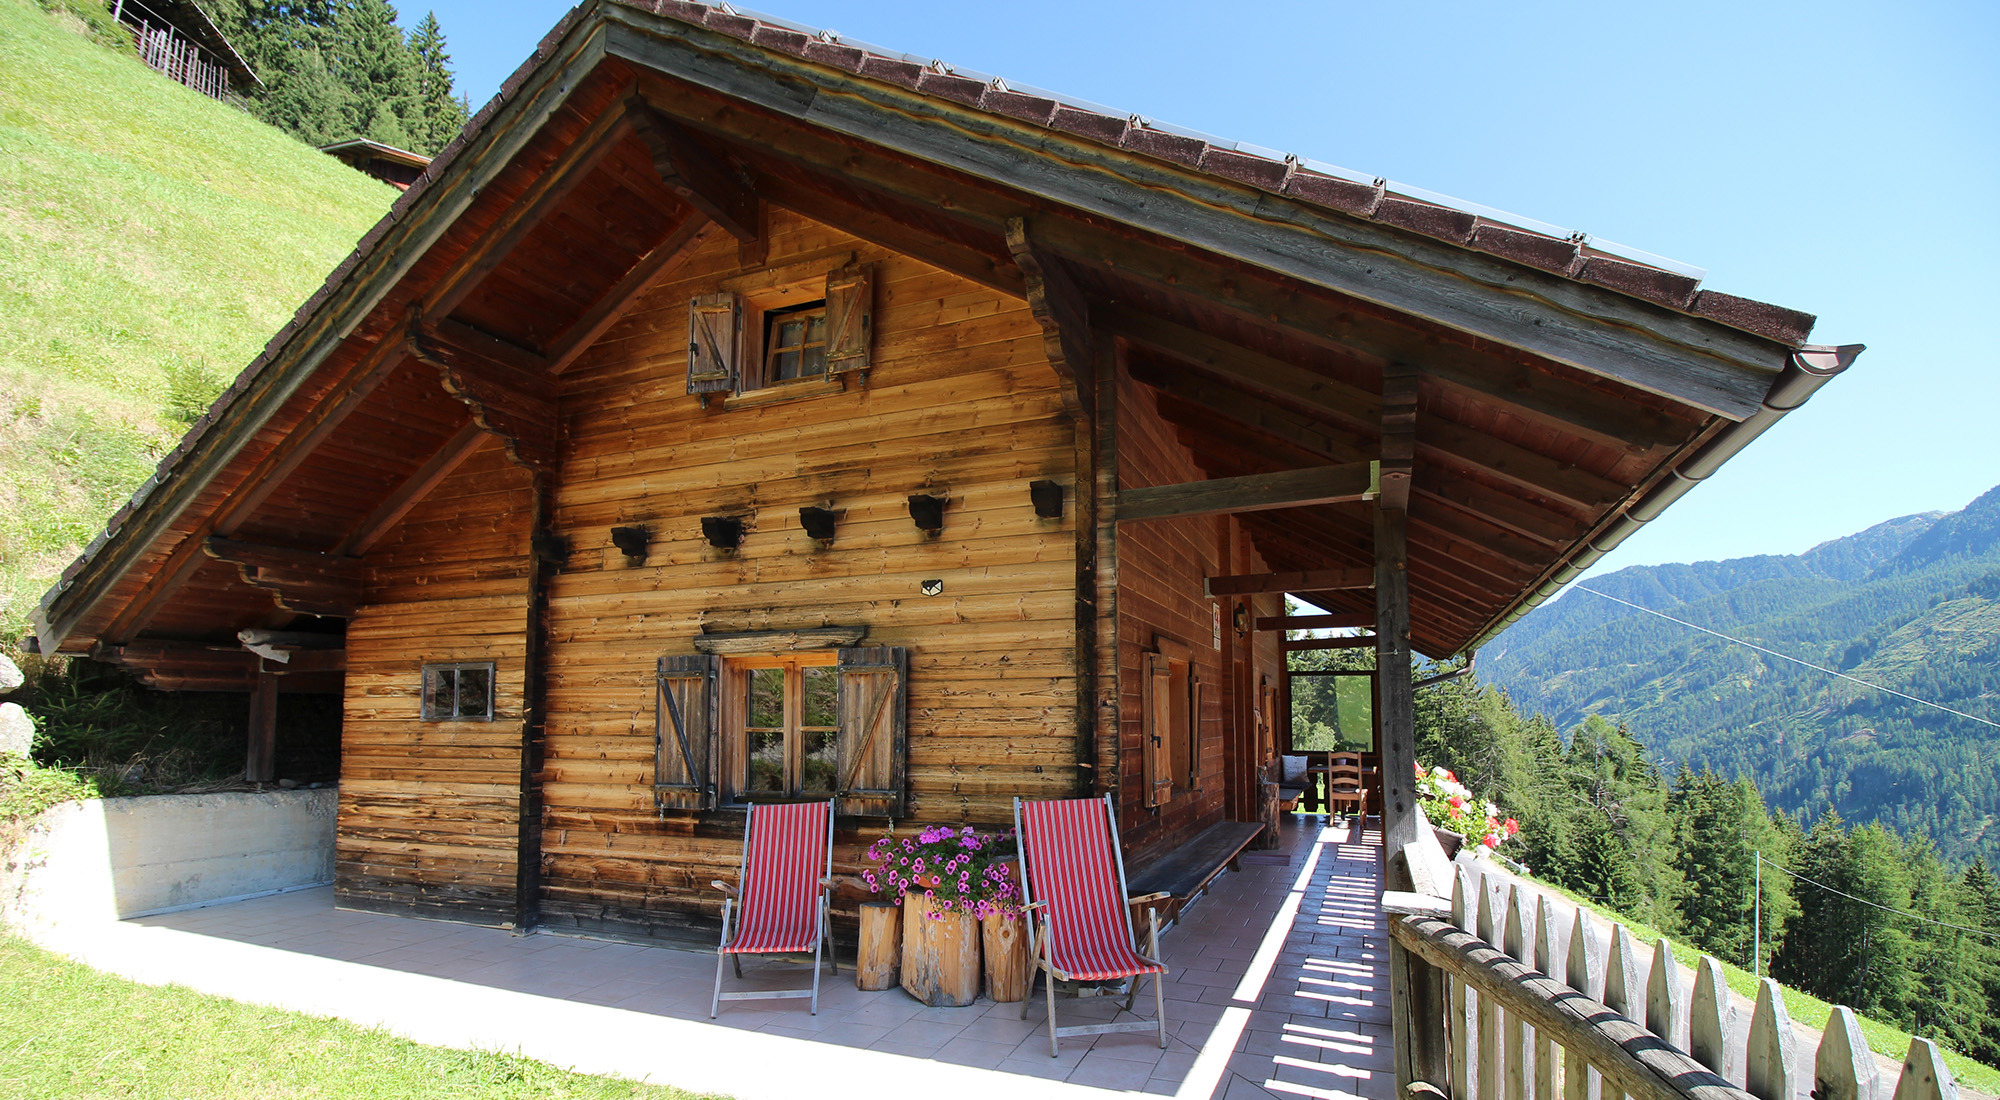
xmin=1324 ymin=752 xmax=1367 ymax=819
xmin=709 ymin=799 xmax=837 ymax=1017
xmin=1013 ymin=795 xmax=1170 ymax=1056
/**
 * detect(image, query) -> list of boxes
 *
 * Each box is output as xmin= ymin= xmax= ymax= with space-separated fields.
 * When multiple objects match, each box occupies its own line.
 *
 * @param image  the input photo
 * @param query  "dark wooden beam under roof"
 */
xmin=547 ymin=213 xmax=717 ymax=372
xmin=1256 ymin=613 xmax=1374 ymax=632
xmin=1284 ymin=635 xmax=1377 ymax=652
xmin=1005 ymin=217 xmax=1093 ymax=419
xmin=1207 ymin=568 xmax=1374 ymax=598
xmin=407 ymin=319 xmax=558 ymax=477
xmin=336 ymin=420 xmax=487 ymax=556
xmin=629 ymin=100 xmax=759 ymax=242
xmin=202 ymin=537 xmax=361 ymax=618
xmin=1118 ymin=461 xmax=1377 ymax=524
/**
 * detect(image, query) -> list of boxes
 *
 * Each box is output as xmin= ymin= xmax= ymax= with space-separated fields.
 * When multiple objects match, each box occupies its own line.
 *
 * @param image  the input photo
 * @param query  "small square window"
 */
xmin=422 ymin=662 xmax=496 ymax=721
xmin=763 ymin=301 xmax=828 ymax=384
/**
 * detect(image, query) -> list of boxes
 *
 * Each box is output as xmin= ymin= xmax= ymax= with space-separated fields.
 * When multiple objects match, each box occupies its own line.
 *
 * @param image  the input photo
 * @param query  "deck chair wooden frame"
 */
xmin=1013 ymin=794 xmax=1171 ymax=1057
xmin=709 ymin=799 xmax=837 ymax=1017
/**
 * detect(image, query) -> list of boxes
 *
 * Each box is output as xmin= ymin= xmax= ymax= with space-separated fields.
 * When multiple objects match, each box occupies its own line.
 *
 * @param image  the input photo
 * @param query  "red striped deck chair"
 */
xmin=1014 ymin=795 xmax=1170 ymax=1056
xmin=709 ymin=799 xmax=837 ymax=1017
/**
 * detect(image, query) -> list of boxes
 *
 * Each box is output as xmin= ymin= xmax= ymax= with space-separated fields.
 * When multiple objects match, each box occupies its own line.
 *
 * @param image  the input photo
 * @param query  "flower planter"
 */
xmin=900 ymin=892 xmax=979 ymax=1007
xmin=856 ymin=900 xmax=901 ymax=991
xmin=981 ymin=912 xmax=1029 ymax=1003
xmin=1432 ymin=826 xmax=1466 ymax=861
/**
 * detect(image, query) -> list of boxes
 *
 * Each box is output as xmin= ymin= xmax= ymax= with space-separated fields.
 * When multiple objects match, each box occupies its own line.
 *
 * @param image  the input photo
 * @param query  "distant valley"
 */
xmin=1484 ymin=484 xmax=2000 ymax=865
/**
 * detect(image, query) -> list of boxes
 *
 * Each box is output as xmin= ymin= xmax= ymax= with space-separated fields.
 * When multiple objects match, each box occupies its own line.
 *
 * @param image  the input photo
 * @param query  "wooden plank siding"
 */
xmin=337 ymin=439 xmax=532 ymax=925
xmin=1113 ymin=371 xmax=1289 ymax=867
xmin=534 ymin=209 xmax=1080 ymax=941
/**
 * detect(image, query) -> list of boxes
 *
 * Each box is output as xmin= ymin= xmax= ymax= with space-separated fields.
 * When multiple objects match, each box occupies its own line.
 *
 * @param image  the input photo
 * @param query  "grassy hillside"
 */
xmin=0 ymin=0 xmax=394 ymax=635
xmin=1486 ymin=484 xmax=2000 ymax=864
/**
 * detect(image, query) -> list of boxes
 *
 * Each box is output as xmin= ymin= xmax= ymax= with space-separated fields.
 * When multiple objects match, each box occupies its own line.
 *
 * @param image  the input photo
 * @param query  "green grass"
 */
xmin=0 ymin=935 xmax=722 ymax=1099
xmin=0 ymin=0 xmax=395 ymax=634
xmin=1521 ymin=872 xmax=2000 ymax=1094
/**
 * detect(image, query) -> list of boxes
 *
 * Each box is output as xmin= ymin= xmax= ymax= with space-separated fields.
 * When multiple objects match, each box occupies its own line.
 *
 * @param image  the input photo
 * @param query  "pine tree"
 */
xmin=256 ymin=44 xmax=350 ymax=146
xmin=406 ymin=11 xmax=468 ymax=156
xmin=329 ymin=0 xmax=421 ymax=148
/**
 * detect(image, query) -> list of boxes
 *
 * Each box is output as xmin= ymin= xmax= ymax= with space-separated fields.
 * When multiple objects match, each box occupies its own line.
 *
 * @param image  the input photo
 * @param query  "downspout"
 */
xmin=1466 ymin=343 xmax=1864 ymax=653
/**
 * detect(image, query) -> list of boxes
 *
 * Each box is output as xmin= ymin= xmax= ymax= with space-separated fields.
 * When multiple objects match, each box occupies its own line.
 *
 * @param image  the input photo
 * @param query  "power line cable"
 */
xmin=1571 ymin=586 xmax=2000 ymax=732
xmin=1758 ymin=856 xmax=2000 ymax=942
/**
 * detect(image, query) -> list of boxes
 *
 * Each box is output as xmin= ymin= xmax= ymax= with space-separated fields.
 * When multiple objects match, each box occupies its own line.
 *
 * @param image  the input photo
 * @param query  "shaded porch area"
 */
xmin=33 ymin=815 xmax=1388 ymax=1099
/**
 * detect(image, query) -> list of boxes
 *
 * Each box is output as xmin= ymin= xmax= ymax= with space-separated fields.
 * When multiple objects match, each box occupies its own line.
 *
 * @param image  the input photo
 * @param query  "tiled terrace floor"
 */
xmin=32 ymin=816 xmax=1391 ymax=1100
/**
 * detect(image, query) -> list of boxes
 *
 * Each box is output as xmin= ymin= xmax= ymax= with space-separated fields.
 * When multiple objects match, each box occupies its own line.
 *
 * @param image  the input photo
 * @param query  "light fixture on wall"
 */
xmin=1029 ymin=480 xmax=1064 ymax=519
xmin=610 ymin=525 xmax=650 ymax=558
xmin=799 ymin=507 xmax=839 ymax=543
xmin=701 ymin=515 xmax=745 ymax=551
xmin=1233 ymin=604 xmax=1250 ymax=637
xmin=907 ymin=494 xmax=947 ymax=536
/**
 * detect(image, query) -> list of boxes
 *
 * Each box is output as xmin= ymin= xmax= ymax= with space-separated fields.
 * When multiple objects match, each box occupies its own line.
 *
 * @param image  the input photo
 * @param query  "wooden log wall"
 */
xmin=337 ymin=439 xmax=532 ymax=925
xmin=535 ymin=209 xmax=1080 ymax=941
xmin=1113 ymin=372 xmax=1286 ymax=865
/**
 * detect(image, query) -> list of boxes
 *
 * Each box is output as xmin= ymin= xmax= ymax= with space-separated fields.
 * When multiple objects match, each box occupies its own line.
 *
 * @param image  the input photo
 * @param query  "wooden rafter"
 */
xmin=1256 ymin=613 xmax=1374 ymax=632
xmin=547 ymin=214 xmax=716 ymax=373
xmin=753 ymin=173 xmax=1022 ymax=298
xmin=1207 ymin=568 xmax=1373 ymax=597
xmin=202 ymin=537 xmax=362 ymax=618
xmin=629 ymin=100 xmax=758 ymax=241
xmin=337 ymin=420 xmax=488 ymax=556
xmin=1380 ymin=364 xmax=1417 ymax=510
xmin=1118 ymin=462 xmax=1377 ymax=524
xmin=407 ymin=318 xmax=558 ymax=477
xmin=1283 ymin=635 xmax=1377 ymax=652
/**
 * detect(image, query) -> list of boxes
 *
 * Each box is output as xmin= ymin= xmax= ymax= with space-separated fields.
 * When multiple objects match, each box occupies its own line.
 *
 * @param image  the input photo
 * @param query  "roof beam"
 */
xmin=408 ymin=319 xmax=558 ymax=477
xmin=1284 ymin=635 xmax=1377 ymax=652
xmin=202 ymin=537 xmax=361 ymax=618
xmin=337 ymin=419 xmax=488 ymax=556
xmin=752 ymin=173 xmax=1023 ymax=298
xmin=630 ymin=100 xmax=758 ymax=241
xmin=547 ymin=214 xmax=717 ymax=373
xmin=1380 ymin=365 xmax=1416 ymax=510
xmin=1006 ymin=217 xmax=1093 ymax=420
xmin=1206 ymin=568 xmax=1374 ymax=598
xmin=1256 ymin=613 xmax=1374 ymax=632
xmin=1119 ymin=462 xmax=1377 ymax=524
xmin=1102 ymin=303 xmax=1379 ymax=434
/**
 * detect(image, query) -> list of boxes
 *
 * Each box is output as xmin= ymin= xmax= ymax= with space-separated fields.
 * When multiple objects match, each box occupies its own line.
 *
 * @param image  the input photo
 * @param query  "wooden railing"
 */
xmin=1384 ymin=863 xmax=1961 ymax=1100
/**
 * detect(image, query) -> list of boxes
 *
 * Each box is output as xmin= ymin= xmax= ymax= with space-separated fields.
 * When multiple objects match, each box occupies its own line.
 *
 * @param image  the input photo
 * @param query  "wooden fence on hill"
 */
xmin=114 ymin=0 xmax=237 ymax=104
xmin=1385 ymin=861 xmax=1960 ymax=1100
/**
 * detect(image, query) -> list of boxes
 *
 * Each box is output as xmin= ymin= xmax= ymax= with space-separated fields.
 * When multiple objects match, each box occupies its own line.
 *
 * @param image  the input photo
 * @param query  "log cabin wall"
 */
xmin=1113 ymin=370 xmax=1287 ymax=864
xmin=338 ymin=437 xmax=533 ymax=924
xmin=536 ymin=209 xmax=1080 ymax=942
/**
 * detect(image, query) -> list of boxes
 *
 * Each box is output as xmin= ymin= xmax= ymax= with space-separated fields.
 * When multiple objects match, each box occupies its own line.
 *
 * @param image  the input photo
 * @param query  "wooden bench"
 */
xmin=1126 ymin=821 xmax=1266 ymax=924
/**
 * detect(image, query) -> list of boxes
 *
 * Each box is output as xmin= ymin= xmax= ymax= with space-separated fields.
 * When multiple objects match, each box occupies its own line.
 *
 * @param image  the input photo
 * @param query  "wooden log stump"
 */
xmin=856 ymin=900 xmax=901 ymax=991
xmin=1255 ymin=778 xmax=1281 ymax=849
xmin=982 ymin=913 xmax=1029 ymax=1002
xmin=901 ymin=894 xmax=979 ymax=1006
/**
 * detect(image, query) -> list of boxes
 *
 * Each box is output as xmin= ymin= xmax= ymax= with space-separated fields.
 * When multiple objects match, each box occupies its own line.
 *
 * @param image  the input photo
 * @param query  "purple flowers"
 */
xmin=863 ymin=824 xmax=1022 ymax=920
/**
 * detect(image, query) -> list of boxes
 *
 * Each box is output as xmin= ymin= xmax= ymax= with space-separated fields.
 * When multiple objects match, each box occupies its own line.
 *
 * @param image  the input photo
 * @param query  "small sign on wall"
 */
xmin=1212 ymin=602 xmax=1223 ymax=649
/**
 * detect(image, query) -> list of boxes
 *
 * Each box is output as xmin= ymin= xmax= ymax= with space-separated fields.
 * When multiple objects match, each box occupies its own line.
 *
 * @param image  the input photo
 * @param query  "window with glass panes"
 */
xmin=421 ymin=662 xmax=495 ymax=721
xmin=730 ymin=652 xmax=838 ymax=800
xmin=762 ymin=301 xmax=827 ymax=383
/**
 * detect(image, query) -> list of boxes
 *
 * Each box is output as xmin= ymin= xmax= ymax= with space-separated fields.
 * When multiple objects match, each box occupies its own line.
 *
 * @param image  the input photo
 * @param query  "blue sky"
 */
xmin=418 ymin=0 xmax=1998 ymax=577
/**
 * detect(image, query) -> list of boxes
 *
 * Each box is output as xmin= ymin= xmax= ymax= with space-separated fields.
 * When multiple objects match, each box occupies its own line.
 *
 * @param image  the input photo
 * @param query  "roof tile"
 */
xmin=701 ymin=9 xmax=759 ymax=38
xmin=1199 ymin=147 xmax=1291 ymax=191
xmin=916 ymin=71 xmax=986 ymax=108
xmin=1049 ymin=105 xmax=1129 ymax=144
xmin=1468 ymin=222 xmax=1580 ymax=275
xmin=1282 ymin=170 xmax=1382 ymax=216
xmin=982 ymin=87 xmax=1058 ymax=126
xmin=1579 ymin=255 xmax=1699 ymax=310
xmin=749 ymin=25 xmax=811 ymax=56
xmin=857 ymin=56 xmax=926 ymax=89
xmin=646 ymin=1 xmax=711 ymax=22
xmin=1691 ymin=289 xmax=1816 ymax=346
xmin=1373 ymin=196 xmax=1477 ymax=243
xmin=800 ymin=40 xmax=865 ymax=72
xmin=1122 ymin=127 xmax=1207 ymax=169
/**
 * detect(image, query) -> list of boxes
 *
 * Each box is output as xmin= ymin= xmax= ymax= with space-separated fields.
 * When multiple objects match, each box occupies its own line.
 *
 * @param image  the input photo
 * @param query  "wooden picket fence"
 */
xmin=1384 ymin=862 xmax=1960 ymax=1100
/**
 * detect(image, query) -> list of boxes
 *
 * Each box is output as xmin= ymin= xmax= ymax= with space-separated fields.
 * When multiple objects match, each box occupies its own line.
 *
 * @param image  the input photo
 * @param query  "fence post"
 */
xmin=1562 ymin=907 xmax=1599 ymax=1100
xmin=1503 ymin=886 xmax=1532 ymax=1100
xmin=1890 ymin=1037 xmax=1957 ymax=1100
xmin=1690 ymin=955 xmax=1734 ymax=1081
xmin=1815 ymin=1006 xmax=1877 ymax=1100
xmin=1645 ymin=938 xmax=1685 ymax=1052
xmin=1746 ymin=978 xmax=1797 ymax=1100
xmin=1477 ymin=873 xmax=1501 ymax=1100
xmin=1452 ymin=867 xmax=1476 ymax=1100
xmin=1534 ymin=895 xmax=1563 ymax=1100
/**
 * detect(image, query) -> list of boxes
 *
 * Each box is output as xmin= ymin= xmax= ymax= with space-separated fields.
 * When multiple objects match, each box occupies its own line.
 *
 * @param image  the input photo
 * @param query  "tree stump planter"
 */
xmin=981 ymin=913 xmax=1029 ymax=1002
xmin=856 ymin=900 xmax=901 ymax=991
xmin=900 ymin=894 xmax=979 ymax=1006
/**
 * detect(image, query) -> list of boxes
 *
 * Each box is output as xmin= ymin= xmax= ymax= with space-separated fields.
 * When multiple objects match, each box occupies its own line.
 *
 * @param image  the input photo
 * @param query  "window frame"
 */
xmin=757 ymin=299 xmax=830 ymax=387
xmin=420 ymin=661 xmax=496 ymax=722
xmin=719 ymin=650 xmax=841 ymax=804
xmin=1283 ymin=668 xmax=1377 ymax=754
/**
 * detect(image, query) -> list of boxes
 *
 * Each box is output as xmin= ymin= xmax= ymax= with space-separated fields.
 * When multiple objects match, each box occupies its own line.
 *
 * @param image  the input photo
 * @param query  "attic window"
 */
xmin=764 ymin=301 xmax=827 ymax=383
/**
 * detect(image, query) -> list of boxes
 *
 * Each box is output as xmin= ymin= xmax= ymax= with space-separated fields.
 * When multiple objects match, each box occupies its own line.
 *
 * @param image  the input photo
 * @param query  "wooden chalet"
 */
xmin=318 ymin=138 xmax=435 ymax=192
xmin=29 ymin=1 xmax=1857 ymax=943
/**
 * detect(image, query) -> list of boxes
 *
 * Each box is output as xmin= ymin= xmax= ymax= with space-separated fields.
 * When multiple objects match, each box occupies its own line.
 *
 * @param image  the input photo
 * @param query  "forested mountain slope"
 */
xmin=1485 ymin=484 xmax=2000 ymax=864
xmin=0 ymin=0 xmax=394 ymax=634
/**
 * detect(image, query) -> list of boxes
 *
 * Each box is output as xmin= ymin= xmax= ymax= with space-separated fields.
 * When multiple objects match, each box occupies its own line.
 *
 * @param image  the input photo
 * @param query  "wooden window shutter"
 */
xmin=1143 ymin=652 xmax=1173 ymax=808
xmin=834 ymin=646 xmax=907 ymax=817
xmin=656 ymin=654 xmax=720 ymax=810
xmin=686 ymin=292 xmax=740 ymax=393
xmin=822 ymin=265 xmax=873 ymax=376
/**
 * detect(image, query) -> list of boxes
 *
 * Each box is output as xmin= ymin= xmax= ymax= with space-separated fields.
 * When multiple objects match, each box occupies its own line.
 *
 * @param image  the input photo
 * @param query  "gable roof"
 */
xmin=30 ymin=0 xmax=1857 ymax=666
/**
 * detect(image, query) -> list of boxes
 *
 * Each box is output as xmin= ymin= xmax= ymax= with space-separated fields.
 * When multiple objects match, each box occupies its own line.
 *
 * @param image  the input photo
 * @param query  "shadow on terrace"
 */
xmin=125 ymin=816 xmax=1391 ymax=1099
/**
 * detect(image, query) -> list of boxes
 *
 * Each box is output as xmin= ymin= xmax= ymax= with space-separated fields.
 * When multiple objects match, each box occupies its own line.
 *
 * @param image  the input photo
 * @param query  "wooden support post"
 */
xmin=1376 ymin=505 xmax=1418 ymax=871
xmin=245 ymin=668 xmax=278 ymax=784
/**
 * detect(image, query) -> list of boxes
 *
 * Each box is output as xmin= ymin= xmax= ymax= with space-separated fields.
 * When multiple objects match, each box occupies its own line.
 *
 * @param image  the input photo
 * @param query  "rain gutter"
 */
xmin=1464 ymin=343 xmax=1865 ymax=653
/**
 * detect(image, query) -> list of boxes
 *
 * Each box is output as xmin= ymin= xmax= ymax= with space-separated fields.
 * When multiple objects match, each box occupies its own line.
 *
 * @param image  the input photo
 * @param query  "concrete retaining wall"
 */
xmin=2 ymin=789 xmax=336 ymax=929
